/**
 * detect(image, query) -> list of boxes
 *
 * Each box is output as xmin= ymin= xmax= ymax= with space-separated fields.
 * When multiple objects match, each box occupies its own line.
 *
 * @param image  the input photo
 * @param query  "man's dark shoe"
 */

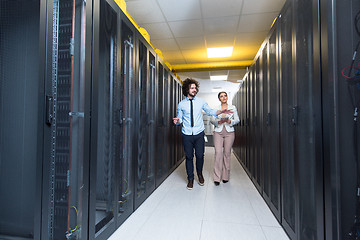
xmin=222 ymin=180 xmax=228 ymax=183
xmin=198 ymin=173 xmax=205 ymax=186
xmin=187 ymin=179 xmax=194 ymax=190
xmin=214 ymin=181 xmax=220 ymax=186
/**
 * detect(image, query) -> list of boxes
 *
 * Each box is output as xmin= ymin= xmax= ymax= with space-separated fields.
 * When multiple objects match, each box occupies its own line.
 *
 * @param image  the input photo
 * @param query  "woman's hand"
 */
xmin=218 ymin=119 xmax=231 ymax=125
xmin=216 ymin=109 xmax=233 ymax=115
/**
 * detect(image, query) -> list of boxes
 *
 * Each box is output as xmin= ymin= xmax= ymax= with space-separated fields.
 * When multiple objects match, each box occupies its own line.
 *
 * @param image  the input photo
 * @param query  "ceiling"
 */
xmin=124 ymin=0 xmax=286 ymax=83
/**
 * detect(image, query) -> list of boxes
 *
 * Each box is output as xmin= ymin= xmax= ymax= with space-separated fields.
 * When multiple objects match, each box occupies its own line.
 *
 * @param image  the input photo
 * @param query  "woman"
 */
xmin=210 ymin=91 xmax=240 ymax=186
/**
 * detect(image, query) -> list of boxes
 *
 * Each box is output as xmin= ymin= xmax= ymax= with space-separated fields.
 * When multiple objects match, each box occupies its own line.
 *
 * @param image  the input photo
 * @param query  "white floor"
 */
xmin=108 ymin=147 xmax=290 ymax=240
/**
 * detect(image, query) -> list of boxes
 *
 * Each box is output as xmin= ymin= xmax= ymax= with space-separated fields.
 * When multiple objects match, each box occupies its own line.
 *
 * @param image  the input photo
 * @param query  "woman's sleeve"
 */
xmin=210 ymin=115 xmax=218 ymax=127
xmin=230 ymin=106 xmax=240 ymax=126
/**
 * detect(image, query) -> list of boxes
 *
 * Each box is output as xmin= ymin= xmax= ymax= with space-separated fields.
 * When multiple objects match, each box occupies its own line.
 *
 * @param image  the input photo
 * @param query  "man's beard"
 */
xmin=189 ymin=91 xmax=197 ymax=98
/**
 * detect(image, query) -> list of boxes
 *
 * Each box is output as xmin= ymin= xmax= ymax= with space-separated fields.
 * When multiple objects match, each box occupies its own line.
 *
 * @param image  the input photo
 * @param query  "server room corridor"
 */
xmin=108 ymin=147 xmax=289 ymax=240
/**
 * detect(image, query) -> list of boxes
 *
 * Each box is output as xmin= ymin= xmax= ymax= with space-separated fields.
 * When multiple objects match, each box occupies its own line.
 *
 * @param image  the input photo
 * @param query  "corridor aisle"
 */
xmin=108 ymin=147 xmax=289 ymax=240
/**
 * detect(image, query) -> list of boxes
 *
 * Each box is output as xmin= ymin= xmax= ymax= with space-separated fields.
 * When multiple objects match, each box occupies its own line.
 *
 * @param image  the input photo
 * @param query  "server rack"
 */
xmin=0 ymin=1 xmax=43 ymax=239
xmin=233 ymin=0 xmax=324 ymax=239
xmin=134 ymin=35 xmax=157 ymax=209
xmin=1 ymin=0 xmax=184 ymax=239
xmin=88 ymin=0 xmax=122 ymax=238
xmin=43 ymin=0 xmax=92 ymax=239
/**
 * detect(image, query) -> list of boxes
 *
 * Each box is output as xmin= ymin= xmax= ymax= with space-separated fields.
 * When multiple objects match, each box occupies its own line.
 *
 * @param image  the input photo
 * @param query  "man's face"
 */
xmin=188 ymin=83 xmax=197 ymax=97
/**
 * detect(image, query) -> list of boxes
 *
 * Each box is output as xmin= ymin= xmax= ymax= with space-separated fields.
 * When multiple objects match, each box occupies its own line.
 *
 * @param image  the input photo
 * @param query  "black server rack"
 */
xmin=0 ymin=1 xmax=43 ymax=239
xmin=279 ymin=2 xmax=297 ymax=238
xmin=1 ymin=0 xmax=184 ymax=239
xmin=134 ymin=35 xmax=157 ymax=209
xmin=155 ymin=62 xmax=165 ymax=185
xmin=148 ymin=51 xmax=157 ymax=191
xmin=233 ymin=0 xmax=325 ymax=239
xmin=88 ymin=0 xmax=119 ymax=238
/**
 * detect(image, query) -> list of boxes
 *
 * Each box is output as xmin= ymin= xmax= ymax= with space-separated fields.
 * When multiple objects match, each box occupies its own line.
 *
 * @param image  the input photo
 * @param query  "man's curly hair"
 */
xmin=182 ymin=78 xmax=199 ymax=96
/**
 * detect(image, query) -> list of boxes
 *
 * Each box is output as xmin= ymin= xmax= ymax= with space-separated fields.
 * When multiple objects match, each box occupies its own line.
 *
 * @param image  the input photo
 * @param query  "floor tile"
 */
xmin=109 ymin=147 xmax=289 ymax=240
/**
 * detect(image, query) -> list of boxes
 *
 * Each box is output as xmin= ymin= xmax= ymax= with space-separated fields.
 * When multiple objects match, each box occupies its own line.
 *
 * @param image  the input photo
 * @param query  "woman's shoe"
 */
xmin=222 ymin=180 xmax=228 ymax=183
xmin=214 ymin=181 xmax=220 ymax=186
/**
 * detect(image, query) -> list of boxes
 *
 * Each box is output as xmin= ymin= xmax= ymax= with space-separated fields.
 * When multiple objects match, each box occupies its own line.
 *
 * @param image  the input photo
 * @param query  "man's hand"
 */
xmin=173 ymin=118 xmax=180 ymax=125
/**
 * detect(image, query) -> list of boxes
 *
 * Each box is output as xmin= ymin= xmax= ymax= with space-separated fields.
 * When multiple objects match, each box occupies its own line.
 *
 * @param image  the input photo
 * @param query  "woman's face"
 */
xmin=218 ymin=92 xmax=228 ymax=103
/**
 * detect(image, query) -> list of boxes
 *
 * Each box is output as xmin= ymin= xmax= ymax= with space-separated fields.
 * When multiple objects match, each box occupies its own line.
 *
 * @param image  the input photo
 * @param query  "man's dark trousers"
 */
xmin=182 ymin=131 xmax=205 ymax=180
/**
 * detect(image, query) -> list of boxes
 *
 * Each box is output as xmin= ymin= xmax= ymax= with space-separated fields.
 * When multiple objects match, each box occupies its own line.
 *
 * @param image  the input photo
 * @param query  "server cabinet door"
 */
xmin=163 ymin=70 xmax=170 ymax=172
xmin=169 ymin=76 xmax=177 ymax=169
xmin=294 ymin=0 xmax=323 ymax=238
xmin=89 ymin=0 xmax=119 ymax=238
xmin=117 ymin=18 xmax=135 ymax=224
xmin=45 ymin=0 xmax=88 ymax=239
xmin=268 ymin=28 xmax=281 ymax=220
xmin=156 ymin=63 xmax=166 ymax=185
xmin=147 ymin=53 xmax=156 ymax=189
xmin=0 ymin=1 xmax=42 ymax=239
xmin=262 ymin=43 xmax=271 ymax=199
xmin=254 ymin=58 xmax=263 ymax=190
xmin=279 ymin=2 xmax=297 ymax=239
xmin=134 ymin=40 xmax=150 ymax=208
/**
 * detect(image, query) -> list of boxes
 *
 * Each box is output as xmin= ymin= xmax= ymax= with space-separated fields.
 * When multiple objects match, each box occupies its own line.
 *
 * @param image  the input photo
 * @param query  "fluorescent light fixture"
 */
xmin=212 ymin=88 xmax=223 ymax=92
xmin=210 ymin=75 xmax=228 ymax=81
xmin=207 ymin=47 xmax=233 ymax=58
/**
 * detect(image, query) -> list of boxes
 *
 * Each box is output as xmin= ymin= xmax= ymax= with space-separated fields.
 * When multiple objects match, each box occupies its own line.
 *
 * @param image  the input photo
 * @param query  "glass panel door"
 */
xmin=93 ymin=0 xmax=117 ymax=234
xmin=280 ymin=3 xmax=296 ymax=236
xmin=135 ymin=40 xmax=148 ymax=207
xmin=156 ymin=63 xmax=165 ymax=184
xmin=147 ymin=53 xmax=156 ymax=188
xmin=118 ymin=20 xmax=134 ymax=219
xmin=269 ymin=28 xmax=281 ymax=217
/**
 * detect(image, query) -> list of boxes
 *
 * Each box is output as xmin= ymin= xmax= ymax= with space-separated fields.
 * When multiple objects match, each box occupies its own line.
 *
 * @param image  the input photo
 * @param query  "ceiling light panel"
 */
xmin=210 ymin=75 xmax=228 ymax=81
xmin=207 ymin=47 xmax=233 ymax=58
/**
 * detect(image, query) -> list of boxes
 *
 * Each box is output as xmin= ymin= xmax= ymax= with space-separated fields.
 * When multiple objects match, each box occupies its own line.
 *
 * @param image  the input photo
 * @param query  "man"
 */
xmin=173 ymin=78 xmax=232 ymax=190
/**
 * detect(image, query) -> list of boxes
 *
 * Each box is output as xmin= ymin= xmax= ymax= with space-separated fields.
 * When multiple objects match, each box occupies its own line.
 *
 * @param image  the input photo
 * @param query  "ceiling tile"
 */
xmin=235 ymin=31 xmax=268 ymax=45
xmin=200 ymin=0 xmax=243 ymax=18
xmin=210 ymin=70 xmax=230 ymax=76
xmin=181 ymin=49 xmax=208 ymax=63
xmin=168 ymin=20 xmax=203 ymax=38
xmin=125 ymin=0 xmax=166 ymax=24
xmin=176 ymin=36 xmax=206 ymax=50
xmin=140 ymin=22 xmax=173 ymax=40
xmin=205 ymin=34 xmax=235 ymax=48
xmin=161 ymin=50 xmax=185 ymax=64
xmin=242 ymin=0 xmax=286 ymax=14
xmin=203 ymin=16 xmax=239 ymax=35
xmin=178 ymin=72 xmax=210 ymax=79
xmin=233 ymin=45 xmax=260 ymax=60
xmin=157 ymin=0 xmax=202 ymax=22
xmin=151 ymin=38 xmax=180 ymax=51
xmin=228 ymin=69 xmax=247 ymax=80
xmin=238 ymin=12 xmax=278 ymax=33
